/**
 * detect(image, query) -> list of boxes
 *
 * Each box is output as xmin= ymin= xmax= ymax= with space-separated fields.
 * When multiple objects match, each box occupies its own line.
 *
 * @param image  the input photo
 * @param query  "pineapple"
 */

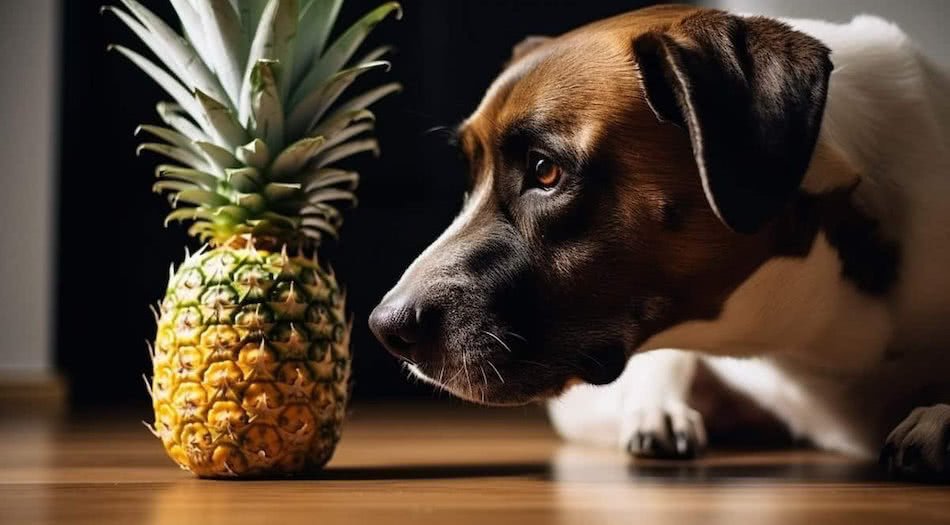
xmin=105 ymin=0 xmax=401 ymax=477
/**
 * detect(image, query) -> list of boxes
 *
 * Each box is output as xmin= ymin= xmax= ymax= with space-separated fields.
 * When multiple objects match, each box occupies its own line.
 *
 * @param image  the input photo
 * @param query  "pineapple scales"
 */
xmin=105 ymin=0 xmax=401 ymax=477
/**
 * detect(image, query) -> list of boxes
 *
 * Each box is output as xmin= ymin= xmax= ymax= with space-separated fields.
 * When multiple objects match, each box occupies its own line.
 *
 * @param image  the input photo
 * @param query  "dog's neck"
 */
xmin=637 ymin=146 xmax=895 ymax=374
xmin=637 ymin=16 xmax=944 ymax=372
xmin=637 ymin=122 xmax=889 ymax=374
xmin=640 ymin=224 xmax=892 ymax=373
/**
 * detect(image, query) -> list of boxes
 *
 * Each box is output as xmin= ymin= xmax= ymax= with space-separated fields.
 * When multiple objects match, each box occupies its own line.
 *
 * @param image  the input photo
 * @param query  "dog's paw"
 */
xmin=880 ymin=404 xmax=950 ymax=482
xmin=622 ymin=401 xmax=707 ymax=459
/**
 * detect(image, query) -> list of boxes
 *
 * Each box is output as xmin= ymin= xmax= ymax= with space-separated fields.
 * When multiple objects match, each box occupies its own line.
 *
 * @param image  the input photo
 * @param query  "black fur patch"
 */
xmin=777 ymin=190 xmax=900 ymax=296
xmin=633 ymin=12 xmax=833 ymax=234
xmin=818 ymin=195 xmax=900 ymax=295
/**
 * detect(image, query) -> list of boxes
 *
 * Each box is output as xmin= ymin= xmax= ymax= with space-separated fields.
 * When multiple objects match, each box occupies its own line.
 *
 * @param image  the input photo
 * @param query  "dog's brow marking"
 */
xmin=466 ymin=49 xmax=550 ymax=128
xmin=571 ymin=120 xmax=603 ymax=161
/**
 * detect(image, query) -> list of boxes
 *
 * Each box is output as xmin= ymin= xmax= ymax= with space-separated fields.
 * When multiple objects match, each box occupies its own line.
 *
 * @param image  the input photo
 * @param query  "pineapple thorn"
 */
xmin=142 ymin=421 xmax=161 ymax=439
xmin=142 ymin=374 xmax=153 ymax=400
xmin=145 ymin=340 xmax=155 ymax=360
xmin=286 ymin=281 xmax=295 ymax=304
xmin=148 ymin=304 xmax=160 ymax=324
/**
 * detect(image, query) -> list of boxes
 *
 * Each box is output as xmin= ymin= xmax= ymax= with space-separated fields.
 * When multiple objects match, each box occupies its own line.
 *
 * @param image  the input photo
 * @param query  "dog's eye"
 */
xmin=528 ymin=151 xmax=562 ymax=189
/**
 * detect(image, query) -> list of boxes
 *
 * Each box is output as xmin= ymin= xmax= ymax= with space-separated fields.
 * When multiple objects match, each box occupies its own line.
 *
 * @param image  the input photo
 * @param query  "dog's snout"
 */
xmin=369 ymin=292 xmax=439 ymax=365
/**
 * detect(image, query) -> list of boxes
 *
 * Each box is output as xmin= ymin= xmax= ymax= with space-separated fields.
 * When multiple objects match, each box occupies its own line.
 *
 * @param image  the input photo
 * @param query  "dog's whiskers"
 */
xmin=437 ymin=361 xmax=446 ymax=384
xmin=482 ymin=330 xmax=513 ymax=353
xmin=576 ymin=349 xmax=604 ymax=368
xmin=446 ymin=364 xmax=465 ymax=387
xmin=487 ymin=360 xmax=505 ymax=384
xmin=520 ymin=359 xmax=553 ymax=370
xmin=461 ymin=349 xmax=473 ymax=398
xmin=478 ymin=364 xmax=488 ymax=404
xmin=505 ymin=330 xmax=528 ymax=344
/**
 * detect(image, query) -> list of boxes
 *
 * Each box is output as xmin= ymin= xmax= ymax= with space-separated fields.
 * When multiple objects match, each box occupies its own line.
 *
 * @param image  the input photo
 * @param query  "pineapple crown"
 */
xmin=105 ymin=0 xmax=402 ymax=250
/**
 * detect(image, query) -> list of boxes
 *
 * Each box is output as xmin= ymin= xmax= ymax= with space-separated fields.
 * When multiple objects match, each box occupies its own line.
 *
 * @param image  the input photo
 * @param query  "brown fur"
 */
xmin=460 ymin=6 xmax=787 ymax=332
xmin=372 ymin=5 xmax=889 ymax=405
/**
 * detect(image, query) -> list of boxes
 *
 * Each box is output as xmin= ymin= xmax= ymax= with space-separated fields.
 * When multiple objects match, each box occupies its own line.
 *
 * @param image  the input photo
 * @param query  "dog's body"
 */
xmin=551 ymin=13 xmax=950 ymax=460
xmin=371 ymin=5 xmax=950 ymax=479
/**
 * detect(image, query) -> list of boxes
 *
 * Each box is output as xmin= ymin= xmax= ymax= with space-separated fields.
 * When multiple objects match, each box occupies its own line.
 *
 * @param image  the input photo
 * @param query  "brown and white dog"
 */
xmin=369 ymin=5 xmax=950 ymax=480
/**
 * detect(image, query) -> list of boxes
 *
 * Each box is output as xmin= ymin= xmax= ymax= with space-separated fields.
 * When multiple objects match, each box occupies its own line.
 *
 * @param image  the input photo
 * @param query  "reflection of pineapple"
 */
xmin=106 ymin=0 xmax=400 ymax=477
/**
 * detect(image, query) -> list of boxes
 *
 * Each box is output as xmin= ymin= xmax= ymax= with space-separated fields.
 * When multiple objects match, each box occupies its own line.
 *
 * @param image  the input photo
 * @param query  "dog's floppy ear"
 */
xmin=633 ymin=12 xmax=833 ymax=233
xmin=509 ymin=35 xmax=552 ymax=65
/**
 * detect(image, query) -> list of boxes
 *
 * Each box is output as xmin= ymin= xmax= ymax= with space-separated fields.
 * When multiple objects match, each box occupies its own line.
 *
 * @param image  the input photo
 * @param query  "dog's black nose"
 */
xmin=369 ymin=295 xmax=436 ymax=364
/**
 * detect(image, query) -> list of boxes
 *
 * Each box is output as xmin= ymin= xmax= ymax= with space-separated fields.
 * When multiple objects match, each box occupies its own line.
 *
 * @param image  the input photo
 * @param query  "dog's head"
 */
xmin=370 ymin=6 xmax=833 ymax=404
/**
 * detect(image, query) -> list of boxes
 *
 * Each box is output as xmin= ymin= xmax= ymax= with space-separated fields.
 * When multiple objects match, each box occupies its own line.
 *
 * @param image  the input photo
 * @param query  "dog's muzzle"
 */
xmin=368 ymin=286 xmax=440 ymax=366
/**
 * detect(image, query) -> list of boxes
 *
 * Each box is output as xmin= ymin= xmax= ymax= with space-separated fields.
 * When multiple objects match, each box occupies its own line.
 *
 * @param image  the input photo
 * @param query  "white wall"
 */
xmin=707 ymin=0 xmax=949 ymax=64
xmin=0 ymin=0 xmax=58 ymax=376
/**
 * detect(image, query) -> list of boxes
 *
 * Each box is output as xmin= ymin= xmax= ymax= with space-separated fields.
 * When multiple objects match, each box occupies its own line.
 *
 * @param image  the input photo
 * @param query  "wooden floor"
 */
xmin=2 ymin=402 xmax=949 ymax=525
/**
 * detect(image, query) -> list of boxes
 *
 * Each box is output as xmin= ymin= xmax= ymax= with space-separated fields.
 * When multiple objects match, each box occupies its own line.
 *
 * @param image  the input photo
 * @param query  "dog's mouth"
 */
xmin=398 ymin=328 xmax=628 ymax=406
xmin=404 ymin=359 xmax=562 ymax=406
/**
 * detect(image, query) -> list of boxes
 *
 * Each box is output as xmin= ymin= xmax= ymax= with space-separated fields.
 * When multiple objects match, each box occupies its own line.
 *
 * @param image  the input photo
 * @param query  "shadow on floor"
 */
xmin=317 ymin=462 xmax=552 ymax=481
xmin=620 ymin=462 xmax=889 ymax=484
xmin=240 ymin=459 xmax=889 ymax=484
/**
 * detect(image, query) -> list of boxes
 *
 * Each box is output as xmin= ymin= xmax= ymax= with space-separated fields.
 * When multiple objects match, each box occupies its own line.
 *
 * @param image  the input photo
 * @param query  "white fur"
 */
xmin=550 ymin=15 xmax=950 ymax=458
xmin=386 ymin=181 xmax=495 ymax=397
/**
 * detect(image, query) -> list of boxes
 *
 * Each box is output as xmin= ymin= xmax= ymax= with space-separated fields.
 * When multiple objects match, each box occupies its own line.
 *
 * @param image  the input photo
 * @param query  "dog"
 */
xmin=369 ymin=5 xmax=950 ymax=480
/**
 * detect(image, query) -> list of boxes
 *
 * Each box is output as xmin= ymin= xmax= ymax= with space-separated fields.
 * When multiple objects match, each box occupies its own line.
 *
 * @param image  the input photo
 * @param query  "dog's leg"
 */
xmin=547 ymin=349 xmax=706 ymax=459
xmin=619 ymin=349 xmax=706 ymax=459
xmin=881 ymin=404 xmax=950 ymax=481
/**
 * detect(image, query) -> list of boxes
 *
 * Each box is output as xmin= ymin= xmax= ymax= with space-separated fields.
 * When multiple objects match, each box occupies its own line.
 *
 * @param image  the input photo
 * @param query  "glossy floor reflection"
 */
xmin=2 ymin=402 xmax=948 ymax=525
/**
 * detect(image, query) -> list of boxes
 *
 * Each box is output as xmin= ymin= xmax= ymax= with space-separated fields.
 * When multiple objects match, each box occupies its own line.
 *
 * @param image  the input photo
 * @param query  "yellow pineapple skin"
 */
xmin=149 ymin=245 xmax=351 ymax=478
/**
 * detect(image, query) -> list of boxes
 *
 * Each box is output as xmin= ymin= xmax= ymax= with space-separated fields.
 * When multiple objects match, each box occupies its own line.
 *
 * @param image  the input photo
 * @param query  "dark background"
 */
xmin=57 ymin=0 xmax=665 ymax=407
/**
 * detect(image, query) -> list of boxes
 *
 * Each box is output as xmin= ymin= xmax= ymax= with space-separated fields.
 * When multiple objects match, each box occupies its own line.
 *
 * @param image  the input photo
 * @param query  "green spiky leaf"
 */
xmin=157 ymin=165 xmax=220 ymax=190
xmin=287 ymin=60 xmax=390 ymax=137
xmin=246 ymin=60 xmax=284 ymax=152
xmin=156 ymin=103 xmax=210 ymax=143
xmin=239 ymin=0 xmax=297 ymax=120
xmin=236 ymin=138 xmax=270 ymax=169
xmin=193 ymin=141 xmax=241 ymax=174
xmin=195 ymin=89 xmax=248 ymax=148
xmin=293 ymin=0 xmax=343 ymax=85
xmin=137 ymin=142 xmax=207 ymax=170
xmin=109 ymin=0 xmax=402 ymax=249
xmin=226 ymin=167 xmax=264 ymax=192
xmin=194 ymin=0 xmax=246 ymax=106
xmin=312 ymin=138 xmax=379 ymax=168
xmin=271 ymin=136 xmax=325 ymax=178
xmin=290 ymin=2 xmax=401 ymax=107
